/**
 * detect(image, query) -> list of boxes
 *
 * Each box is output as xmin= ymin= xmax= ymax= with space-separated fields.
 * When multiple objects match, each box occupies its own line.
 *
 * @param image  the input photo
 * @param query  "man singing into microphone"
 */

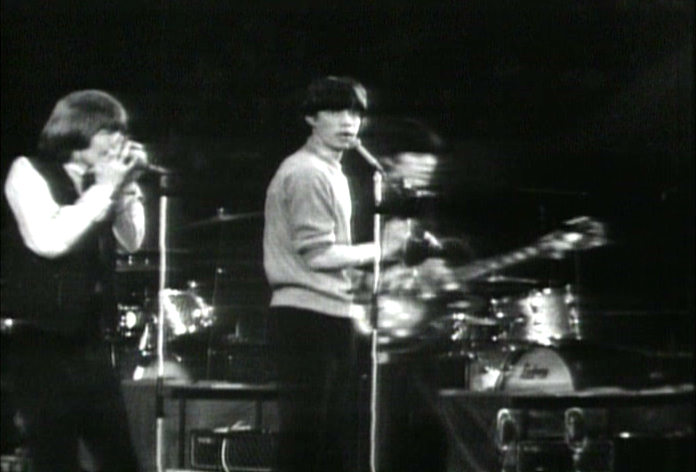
xmin=2 ymin=90 xmax=146 ymax=471
xmin=263 ymin=76 xmax=407 ymax=472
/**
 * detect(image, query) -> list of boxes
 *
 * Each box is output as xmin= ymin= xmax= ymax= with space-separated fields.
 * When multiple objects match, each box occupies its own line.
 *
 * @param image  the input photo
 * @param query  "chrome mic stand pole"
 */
xmin=353 ymin=141 xmax=387 ymax=472
xmin=369 ymin=170 xmax=383 ymax=472
xmin=156 ymin=180 xmax=170 ymax=472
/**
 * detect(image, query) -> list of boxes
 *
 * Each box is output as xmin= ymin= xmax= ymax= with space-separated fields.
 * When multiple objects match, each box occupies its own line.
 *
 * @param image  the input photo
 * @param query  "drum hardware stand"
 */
xmin=206 ymin=207 xmax=228 ymax=379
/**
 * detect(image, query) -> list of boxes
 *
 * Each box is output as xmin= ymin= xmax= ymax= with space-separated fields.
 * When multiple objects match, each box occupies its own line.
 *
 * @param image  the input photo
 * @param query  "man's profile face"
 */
xmin=77 ymin=129 xmax=127 ymax=167
xmin=306 ymin=109 xmax=362 ymax=151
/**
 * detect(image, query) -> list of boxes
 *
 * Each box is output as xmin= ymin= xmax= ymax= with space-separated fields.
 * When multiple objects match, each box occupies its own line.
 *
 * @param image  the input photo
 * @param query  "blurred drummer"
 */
xmin=1 ymin=90 xmax=145 ymax=471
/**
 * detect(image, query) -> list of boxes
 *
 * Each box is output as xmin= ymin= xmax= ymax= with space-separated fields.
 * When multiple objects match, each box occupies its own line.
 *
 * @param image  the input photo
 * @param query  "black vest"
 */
xmin=1 ymin=158 xmax=117 ymax=340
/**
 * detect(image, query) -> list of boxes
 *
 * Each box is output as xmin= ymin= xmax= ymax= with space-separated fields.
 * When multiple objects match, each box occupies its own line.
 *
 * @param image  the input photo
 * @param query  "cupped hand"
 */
xmin=93 ymin=140 xmax=148 ymax=189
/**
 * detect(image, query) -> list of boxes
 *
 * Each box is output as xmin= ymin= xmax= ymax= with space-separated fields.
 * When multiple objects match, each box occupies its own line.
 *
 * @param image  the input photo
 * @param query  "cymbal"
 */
xmin=434 ymin=312 xmax=500 ymax=326
xmin=515 ymin=187 xmax=590 ymax=197
xmin=465 ymin=275 xmax=546 ymax=296
xmin=479 ymin=275 xmax=541 ymax=284
xmin=446 ymin=295 xmax=488 ymax=312
xmin=120 ymin=249 xmax=192 ymax=256
xmin=115 ymin=261 xmax=182 ymax=273
xmin=182 ymin=210 xmax=263 ymax=229
xmin=115 ymin=251 xmax=190 ymax=272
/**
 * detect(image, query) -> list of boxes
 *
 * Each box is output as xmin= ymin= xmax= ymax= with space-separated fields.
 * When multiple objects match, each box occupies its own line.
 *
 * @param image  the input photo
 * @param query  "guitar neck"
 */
xmin=453 ymin=243 xmax=542 ymax=282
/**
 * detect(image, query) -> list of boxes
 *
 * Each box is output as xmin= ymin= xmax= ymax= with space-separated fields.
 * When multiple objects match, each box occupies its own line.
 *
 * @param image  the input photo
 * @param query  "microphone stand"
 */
xmin=155 ymin=173 xmax=174 ymax=472
xmin=353 ymin=141 xmax=387 ymax=472
xmin=369 ymin=170 xmax=383 ymax=472
xmin=129 ymin=164 xmax=177 ymax=472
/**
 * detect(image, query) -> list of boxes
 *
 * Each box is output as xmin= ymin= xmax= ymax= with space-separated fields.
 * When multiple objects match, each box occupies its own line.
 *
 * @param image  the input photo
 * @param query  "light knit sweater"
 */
xmin=263 ymin=137 xmax=355 ymax=318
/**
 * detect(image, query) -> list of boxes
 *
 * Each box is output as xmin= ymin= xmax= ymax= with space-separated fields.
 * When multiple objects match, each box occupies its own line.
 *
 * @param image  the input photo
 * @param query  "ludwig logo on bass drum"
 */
xmin=499 ymin=348 xmax=576 ymax=392
xmin=519 ymin=362 xmax=550 ymax=379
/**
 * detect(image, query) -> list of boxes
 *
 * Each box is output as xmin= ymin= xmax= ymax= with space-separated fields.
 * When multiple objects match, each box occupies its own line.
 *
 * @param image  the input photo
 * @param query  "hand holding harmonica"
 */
xmin=89 ymin=139 xmax=148 ymax=190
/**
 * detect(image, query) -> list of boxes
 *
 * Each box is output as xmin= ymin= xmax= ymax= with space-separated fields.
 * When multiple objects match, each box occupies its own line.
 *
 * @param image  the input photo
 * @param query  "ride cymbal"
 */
xmin=181 ymin=210 xmax=263 ymax=230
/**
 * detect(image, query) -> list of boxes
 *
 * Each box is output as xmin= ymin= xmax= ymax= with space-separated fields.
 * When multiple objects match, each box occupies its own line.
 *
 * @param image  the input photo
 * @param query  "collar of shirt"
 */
xmin=63 ymin=162 xmax=89 ymax=194
xmin=304 ymin=135 xmax=344 ymax=169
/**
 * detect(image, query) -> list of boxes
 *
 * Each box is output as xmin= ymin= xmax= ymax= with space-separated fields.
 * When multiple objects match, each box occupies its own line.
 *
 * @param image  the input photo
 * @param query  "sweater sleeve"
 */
xmin=284 ymin=167 xmax=336 ymax=254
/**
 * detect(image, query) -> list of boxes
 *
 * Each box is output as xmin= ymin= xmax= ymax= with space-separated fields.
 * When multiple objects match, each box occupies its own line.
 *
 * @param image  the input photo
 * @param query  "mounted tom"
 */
xmin=451 ymin=216 xmax=609 ymax=347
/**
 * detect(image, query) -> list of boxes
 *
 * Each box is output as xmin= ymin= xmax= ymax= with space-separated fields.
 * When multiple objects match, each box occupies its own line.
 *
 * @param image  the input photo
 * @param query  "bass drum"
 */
xmin=114 ymin=318 xmax=210 ymax=382
xmin=495 ymin=344 xmax=673 ymax=393
xmin=496 ymin=346 xmax=577 ymax=393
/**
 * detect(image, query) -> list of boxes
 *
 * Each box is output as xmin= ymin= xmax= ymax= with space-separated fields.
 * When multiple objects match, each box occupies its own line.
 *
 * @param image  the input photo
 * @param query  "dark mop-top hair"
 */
xmin=37 ymin=90 xmax=128 ymax=163
xmin=300 ymin=76 xmax=368 ymax=117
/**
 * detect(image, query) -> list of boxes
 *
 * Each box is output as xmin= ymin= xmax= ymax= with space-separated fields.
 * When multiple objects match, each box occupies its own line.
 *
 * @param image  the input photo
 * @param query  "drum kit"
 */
xmin=377 ymin=274 xmax=596 ymax=391
xmin=437 ymin=280 xmax=693 ymax=394
xmin=112 ymin=282 xmax=217 ymax=381
xmin=369 ymin=215 xmax=668 ymax=394
xmin=111 ymin=205 xmax=686 ymax=394
xmin=112 ymin=210 xmax=263 ymax=381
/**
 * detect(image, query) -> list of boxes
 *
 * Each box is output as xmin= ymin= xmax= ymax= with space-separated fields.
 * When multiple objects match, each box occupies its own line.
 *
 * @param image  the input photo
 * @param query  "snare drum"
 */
xmin=160 ymin=288 xmax=215 ymax=338
xmin=493 ymin=286 xmax=581 ymax=346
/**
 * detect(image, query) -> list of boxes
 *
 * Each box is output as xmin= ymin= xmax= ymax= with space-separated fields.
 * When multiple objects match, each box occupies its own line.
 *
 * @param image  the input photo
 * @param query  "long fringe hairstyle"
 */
xmin=37 ymin=90 xmax=128 ymax=163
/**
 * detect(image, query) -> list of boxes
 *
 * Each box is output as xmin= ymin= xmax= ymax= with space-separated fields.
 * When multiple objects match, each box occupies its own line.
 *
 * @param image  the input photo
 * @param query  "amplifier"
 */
xmin=190 ymin=430 xmax=277 ymax=472
xmin=439 ymin=387 xmax=694 ymax=472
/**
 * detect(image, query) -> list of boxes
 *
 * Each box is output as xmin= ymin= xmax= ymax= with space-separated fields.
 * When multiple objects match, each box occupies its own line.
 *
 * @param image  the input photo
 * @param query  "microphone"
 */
xmin=136 ymin=163 xmax=174 ymax=174
xmin=123 ymin=141 xmax=173 ymax=174
xmin=352 ymin=139 xmax=385 ymax=174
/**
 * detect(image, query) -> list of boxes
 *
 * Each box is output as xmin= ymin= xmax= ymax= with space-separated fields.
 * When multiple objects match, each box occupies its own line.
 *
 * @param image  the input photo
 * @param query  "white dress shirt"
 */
xmin=4 ymin=156 xmax=145 ymax=258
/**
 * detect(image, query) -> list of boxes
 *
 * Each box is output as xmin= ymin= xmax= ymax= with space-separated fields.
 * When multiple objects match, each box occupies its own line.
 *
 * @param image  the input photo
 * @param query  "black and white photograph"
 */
xmin=1 ymin=1 xmax=693 ymax=471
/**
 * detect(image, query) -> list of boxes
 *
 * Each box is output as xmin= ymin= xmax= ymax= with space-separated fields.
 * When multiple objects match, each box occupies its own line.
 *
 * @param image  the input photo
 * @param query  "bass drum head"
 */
xmin=494 ymin=343 xmax=684 ymax=393
xmin=496 ymin=347 xmax=575 ymax=393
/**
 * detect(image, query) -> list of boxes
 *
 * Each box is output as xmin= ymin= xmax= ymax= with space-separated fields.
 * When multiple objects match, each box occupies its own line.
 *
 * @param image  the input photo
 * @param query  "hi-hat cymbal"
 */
xmin=182 ymin=210 xmax=263 ymax=230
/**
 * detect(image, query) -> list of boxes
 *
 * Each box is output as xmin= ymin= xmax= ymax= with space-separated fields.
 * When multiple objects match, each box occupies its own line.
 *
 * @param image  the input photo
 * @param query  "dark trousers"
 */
xmin=268 ymin=307 xmax=367 ymax=472
xmin=2 ymin=326 xmax=139 ymax=472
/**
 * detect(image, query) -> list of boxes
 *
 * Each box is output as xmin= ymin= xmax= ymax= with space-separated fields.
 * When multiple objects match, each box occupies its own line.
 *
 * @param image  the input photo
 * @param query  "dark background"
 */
xmin=2 ymin=0 xmax=694 ymax=316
